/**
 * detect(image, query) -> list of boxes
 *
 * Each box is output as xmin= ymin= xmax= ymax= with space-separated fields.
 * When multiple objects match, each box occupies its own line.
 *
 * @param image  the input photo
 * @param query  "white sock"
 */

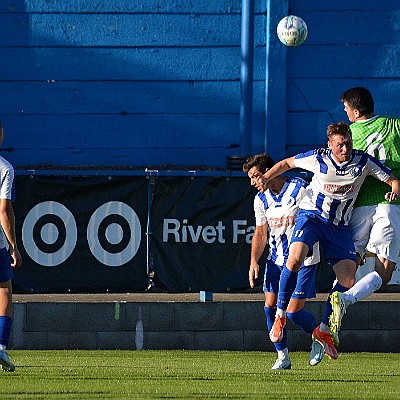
xmin=344 ymin=271 xmax=382 ymax=305
xmin=277 ymin=348 xmax=289 ymax=360
xmin=276 ymin=308 xmax=286 ymax=318
xmin=0 ymin=344 xmax=6 ymax=352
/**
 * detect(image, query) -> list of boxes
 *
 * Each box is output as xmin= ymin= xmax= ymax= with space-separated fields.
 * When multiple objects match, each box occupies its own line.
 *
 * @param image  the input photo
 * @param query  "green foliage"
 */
xmin=0 ymin=350 xmax=399 ymax=399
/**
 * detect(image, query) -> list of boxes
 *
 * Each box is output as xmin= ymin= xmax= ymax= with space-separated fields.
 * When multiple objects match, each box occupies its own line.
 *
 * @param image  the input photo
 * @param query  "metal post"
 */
xmin=145 ymin=168 xmax=158 ymax=290
xmin=240 ymin=0 xmax=255 ymax=157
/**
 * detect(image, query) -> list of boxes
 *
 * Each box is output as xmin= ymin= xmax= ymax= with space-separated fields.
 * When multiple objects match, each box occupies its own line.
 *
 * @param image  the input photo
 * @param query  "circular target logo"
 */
xmin=87 ymin=201 xmax=141 ymax=266
xmin=22 ymin=201 xmax=77 ymax=267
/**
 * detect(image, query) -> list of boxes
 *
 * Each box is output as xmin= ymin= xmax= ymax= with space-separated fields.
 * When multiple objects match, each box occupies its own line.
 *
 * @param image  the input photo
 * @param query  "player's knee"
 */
xmin=286 ymin=258 xmax=302 ymax=271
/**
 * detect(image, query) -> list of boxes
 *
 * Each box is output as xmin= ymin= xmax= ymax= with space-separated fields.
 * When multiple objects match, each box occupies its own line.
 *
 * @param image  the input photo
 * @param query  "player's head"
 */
xmin=340 ymin=87 xmax=375 ymax=122
xmin=327 ymin=122 xmax=353 ymax=163
xmin=243 ymin=153 xmax=275 ymax=192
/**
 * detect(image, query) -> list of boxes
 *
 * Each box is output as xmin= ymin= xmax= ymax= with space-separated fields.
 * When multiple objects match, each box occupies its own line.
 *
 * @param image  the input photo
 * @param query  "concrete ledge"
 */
xmin=10 ymin=293 xmax=400 ymax=352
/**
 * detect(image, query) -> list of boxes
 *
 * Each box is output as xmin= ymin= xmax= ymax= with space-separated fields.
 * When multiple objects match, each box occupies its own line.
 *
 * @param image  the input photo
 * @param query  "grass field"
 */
xmin=0 ymin=350 xmax=399 ymax=399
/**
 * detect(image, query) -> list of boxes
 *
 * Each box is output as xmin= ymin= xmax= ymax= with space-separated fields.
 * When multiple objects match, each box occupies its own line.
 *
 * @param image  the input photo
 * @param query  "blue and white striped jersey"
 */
xmin=293 ymin=149 xmax=391 ymax=226
xmin=254 ymin=177 xmax=320 ymax=267
xmin=0 ymin=155 xmax=15 ymax=249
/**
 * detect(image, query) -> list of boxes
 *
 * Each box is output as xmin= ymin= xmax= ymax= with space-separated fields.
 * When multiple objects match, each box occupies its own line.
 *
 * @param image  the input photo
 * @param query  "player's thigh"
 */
xmin=294 ymin=263 xmax=317 ymax=298
xmin=287 ymin=264 xmax=317 ymax=313
xmin=288 ymin=242 xmax=311 ymax=270
xmin=263 ymin=259 xmax=281 ymax=294
xmin=351 ymin=206 xmax=373 ymax=253
xmin=368 ymin=204 xmax=400 ymax=262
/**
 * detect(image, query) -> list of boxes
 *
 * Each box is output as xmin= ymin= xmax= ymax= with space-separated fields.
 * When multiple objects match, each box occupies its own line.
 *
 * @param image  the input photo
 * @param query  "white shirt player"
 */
xmin=254 ymin=177 xmax=320 ymax=267
xmin=0 ymin=156 xmax=15 ymax=249
xmin=293 ymin=149 xmax=391 ymax=226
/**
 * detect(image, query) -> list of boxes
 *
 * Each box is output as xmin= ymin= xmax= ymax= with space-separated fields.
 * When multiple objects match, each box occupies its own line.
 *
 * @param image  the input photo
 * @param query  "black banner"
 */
xmin=14 ymin=175 xmax=148 ymax=293
xmin=150 ymin=176 xmax=263 ymax=292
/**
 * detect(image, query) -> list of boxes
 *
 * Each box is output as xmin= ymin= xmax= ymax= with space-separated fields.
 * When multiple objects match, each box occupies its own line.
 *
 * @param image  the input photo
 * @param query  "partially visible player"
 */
xmin=330 ymin=87 xmax=400 ymax=333
xmin=0 ymin=122 xmax=22 ymax=372
xmin=258 ymin=122 xmax=399 ymax=364
xmin=243 ymin=153 xmax=323 ymax=369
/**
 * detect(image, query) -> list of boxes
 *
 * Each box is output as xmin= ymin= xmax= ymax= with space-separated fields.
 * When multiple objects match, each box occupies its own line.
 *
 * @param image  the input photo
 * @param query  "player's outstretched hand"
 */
xmin=385 ymin=191 xmax=399 ymax=202
xmin=249 ymin=261 xmax=259 ymax=288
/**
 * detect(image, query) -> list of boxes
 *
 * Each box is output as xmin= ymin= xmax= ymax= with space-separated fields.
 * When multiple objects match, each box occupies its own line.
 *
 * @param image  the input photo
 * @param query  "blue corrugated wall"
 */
xmin=1 ymin=1 xmax=400 ymax=168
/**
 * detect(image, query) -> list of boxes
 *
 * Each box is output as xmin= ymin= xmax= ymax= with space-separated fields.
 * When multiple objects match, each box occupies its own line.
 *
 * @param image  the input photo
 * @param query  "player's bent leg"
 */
xmin=312 ymin=326 xmax=338 ymax=360
xmin=329 ymin=291 xmax=347 ymax=334
xmin=328 ymin=259 xmax=356 ymax=335
xmin=333 ymin=259 xmax=357 ymax=289
xmin=287 ymin=308 xmax=317 ymax=335
xmin=264 ymin=296 xmax=291 ymax=370
xmin=269 ymin=314 xmax=286 ymax=343
xmin=375 ymin=256 xmax=396 ymax=286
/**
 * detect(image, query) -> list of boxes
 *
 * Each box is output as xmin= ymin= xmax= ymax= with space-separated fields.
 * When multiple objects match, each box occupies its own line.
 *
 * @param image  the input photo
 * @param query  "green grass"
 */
xmin=0 ymin=350 xmax=399 ymax=399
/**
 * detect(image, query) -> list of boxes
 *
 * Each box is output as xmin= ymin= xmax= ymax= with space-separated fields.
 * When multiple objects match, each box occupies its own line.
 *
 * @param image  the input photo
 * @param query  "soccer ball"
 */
xmin=276 ymin=15 xmax=308 ymax=47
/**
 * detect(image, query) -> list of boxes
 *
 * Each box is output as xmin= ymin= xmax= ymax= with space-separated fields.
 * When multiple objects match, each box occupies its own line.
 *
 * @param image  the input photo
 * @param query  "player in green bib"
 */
xmin=330 ymin=87 xmax=400 ymax=337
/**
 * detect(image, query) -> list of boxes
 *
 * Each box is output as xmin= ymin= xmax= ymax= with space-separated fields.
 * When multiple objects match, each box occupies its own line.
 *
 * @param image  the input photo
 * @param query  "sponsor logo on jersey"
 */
xmin=324 ymin=184 xmax=354 ymax=194
xmin=267 ymin=216 xmax=295 ymax=228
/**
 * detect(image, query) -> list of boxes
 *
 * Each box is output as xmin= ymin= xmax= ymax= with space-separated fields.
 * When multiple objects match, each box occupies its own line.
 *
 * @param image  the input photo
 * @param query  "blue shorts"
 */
xmin=0 ymin=247 xmax=12 ymax=283
xmin=263 ymin=258 xmax=317 ymax=299
xmin=291 ymin=210 xmax=356 ymax=266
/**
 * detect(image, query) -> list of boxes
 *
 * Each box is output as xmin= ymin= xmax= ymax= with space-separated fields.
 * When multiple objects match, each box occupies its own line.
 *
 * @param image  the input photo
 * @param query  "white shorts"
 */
xmin=350 ymin=204 xmax=400 ymax=263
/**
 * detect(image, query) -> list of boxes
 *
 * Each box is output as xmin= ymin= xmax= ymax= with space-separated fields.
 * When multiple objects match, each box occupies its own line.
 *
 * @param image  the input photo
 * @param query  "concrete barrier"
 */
xmin=10 ymin=292 xmax=400 ymax=352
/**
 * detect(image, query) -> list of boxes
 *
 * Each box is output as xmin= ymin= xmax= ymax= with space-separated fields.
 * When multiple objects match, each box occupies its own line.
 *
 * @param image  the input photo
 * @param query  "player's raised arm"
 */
xmin=384 ymin=174 xmax=400 ymax=202
xmin=260 ymin=157 xmax=296 ymax=190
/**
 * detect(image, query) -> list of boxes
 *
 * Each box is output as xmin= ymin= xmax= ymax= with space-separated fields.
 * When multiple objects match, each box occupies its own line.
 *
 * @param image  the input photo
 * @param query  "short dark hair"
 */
xmin=327 ymin=121 xmax=351 ymax=140
xmin=340 ymin=87 xmax=374 ymax=117
xmin=242 ymin=153 xmax=275 ymax=173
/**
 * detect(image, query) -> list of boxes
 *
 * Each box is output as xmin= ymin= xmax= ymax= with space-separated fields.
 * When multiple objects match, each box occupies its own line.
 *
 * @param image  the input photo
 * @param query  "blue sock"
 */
xmin=287 ymin=309 xmax=318 ymax=335
xmin=322 ymin=282 xmax=350 ymax=325
xmin=0 ymin=316 xmax=12 ymax=347
xmin=264 ymin=306 xmax=288 ymax=351
xmin=277 ymin=267 xmax=298 ymax=311
xmin=264 ymin=305 xmax=276 ymax=332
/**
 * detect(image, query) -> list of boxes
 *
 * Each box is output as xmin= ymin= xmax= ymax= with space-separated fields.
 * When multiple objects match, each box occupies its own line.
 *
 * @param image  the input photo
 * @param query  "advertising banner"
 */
xmin=150 ymin=176 xmax=263 ymax=292
xmin=13 ymin=173 xmax=396 ymax=294
xmin=13 ymin=175 xmax=148 ymax=293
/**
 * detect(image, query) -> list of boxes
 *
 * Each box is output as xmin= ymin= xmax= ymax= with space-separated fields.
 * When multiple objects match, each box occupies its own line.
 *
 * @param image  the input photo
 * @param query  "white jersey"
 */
xmin=293 ymin=149 xmax=391 ymax=226
xmin=0 ymin=156 xmax=15 ymax=249
xmin=254 ymin=177 xmax=320 ymax=267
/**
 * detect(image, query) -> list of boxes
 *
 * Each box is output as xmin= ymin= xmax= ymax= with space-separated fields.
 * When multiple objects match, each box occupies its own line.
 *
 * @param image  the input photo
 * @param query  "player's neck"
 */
xmin=269 ymin=176 xmax=286 ymax=194
xmin=355 ymin=112 xmax=375 ymax=121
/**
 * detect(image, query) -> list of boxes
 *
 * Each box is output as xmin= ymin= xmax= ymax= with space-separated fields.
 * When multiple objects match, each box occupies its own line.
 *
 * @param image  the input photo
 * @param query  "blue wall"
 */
xmin=1 ymin=1 xmax=400 ymax=169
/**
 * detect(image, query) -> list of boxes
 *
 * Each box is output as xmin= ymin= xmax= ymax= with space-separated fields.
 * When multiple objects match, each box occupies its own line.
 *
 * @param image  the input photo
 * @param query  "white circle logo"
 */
xmin=22 ymin=201 xmax=77 ymax=267
xmin=87 ymin=201 xmax=141 ymax=266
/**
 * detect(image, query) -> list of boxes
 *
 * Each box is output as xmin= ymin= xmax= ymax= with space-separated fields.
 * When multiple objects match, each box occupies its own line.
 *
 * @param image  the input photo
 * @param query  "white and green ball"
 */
xmin=277 ymin=15 xmax=308 ymax=47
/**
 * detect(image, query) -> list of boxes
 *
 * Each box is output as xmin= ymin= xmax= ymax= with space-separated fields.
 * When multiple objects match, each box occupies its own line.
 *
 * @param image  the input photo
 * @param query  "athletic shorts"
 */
xmin=290 ymin=210 xmax=356 ymax=266
xmin=263 ymin=258 xmax=317 ymax=299
xmin=0 ymin=247 xmax=12 ymax=283
xmin=351 ymin=204 xmax=400 ymax=263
